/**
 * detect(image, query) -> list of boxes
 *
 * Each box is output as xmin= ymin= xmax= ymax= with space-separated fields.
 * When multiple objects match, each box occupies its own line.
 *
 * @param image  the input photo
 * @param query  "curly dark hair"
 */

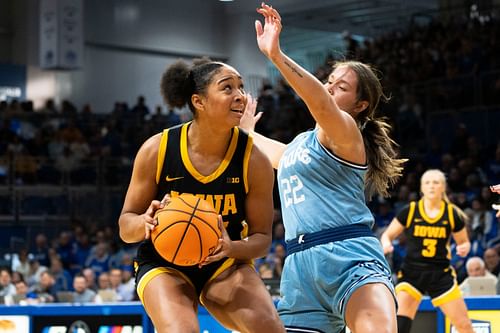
xmin=160 ymin=57 xmax=225 ymax=114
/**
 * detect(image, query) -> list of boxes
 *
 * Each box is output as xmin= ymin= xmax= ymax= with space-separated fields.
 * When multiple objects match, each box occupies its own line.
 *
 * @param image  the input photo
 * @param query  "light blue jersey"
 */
xmin=276 ymin=129 xmax=395 ymax=333
xmin=277 ymin=128 xmax=374 ymax=241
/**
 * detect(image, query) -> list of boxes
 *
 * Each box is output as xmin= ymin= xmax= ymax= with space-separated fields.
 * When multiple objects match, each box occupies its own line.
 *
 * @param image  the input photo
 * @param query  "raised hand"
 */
xmin=239 ymin=93 xmax=262 ymax=133
xmin=255 ymin=2 xmax=282 ymax=60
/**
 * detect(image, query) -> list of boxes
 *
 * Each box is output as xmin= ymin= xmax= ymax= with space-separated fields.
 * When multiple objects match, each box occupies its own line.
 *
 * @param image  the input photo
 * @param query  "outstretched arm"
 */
xmin=255 ymin=3 xmax=362 ymax=155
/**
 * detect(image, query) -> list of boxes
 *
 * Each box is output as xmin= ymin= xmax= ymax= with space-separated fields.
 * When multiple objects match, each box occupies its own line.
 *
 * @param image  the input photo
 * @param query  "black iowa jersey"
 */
xmin=397 ymin=199 xmax=465 ymax=268
xmin=134 ymin=122 xmax=253 ymax=296
xmin=156 ymin=121 xmax=252 ymax=241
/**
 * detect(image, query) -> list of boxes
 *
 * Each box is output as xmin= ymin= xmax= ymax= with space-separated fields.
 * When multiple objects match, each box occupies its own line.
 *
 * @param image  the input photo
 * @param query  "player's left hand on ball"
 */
xmin=199 ymin=215 xmax=232 ymax=267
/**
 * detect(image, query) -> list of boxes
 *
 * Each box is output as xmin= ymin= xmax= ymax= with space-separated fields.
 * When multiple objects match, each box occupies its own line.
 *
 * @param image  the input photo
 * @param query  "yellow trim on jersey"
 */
xmin=136 ymin=266 xmax=194 ymax=303
xmin=243 ymin=133 xmax=253 ymax=194
xmin=395 ymin=282 xmax=422 ymax=302
xmin=180 ymin=123 xmax=239 ymax=184
xmin=432 ymin=282 xmax=462 ymax=307
xmin=156 ymin=129 xmax=169 ymax=184
xmin=448 ymin=204 xmax=456 ymax=230
xmin=406 ymin=202 xmax=416 ymax=228
xmin=419 ymin=199 xmax=445 ymax=224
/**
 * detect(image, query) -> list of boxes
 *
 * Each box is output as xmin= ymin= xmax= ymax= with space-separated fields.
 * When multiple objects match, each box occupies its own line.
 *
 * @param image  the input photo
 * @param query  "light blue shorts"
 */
xmin=277 ymin=236 xmax=395 ymax=333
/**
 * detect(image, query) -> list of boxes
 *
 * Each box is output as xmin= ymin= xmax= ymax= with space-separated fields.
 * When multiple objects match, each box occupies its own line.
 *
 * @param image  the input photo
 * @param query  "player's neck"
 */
xmin=422 ymin=198 xmax=441 ymax=212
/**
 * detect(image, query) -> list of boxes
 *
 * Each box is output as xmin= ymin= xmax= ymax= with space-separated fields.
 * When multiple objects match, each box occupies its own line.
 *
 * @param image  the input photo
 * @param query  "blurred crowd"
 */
xmin=1 ymin=10 xmax=500 ymax=304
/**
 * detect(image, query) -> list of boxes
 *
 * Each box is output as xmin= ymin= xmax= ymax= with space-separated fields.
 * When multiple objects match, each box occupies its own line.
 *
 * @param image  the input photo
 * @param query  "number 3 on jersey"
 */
xmin=422 ymin=238 xmax=437 ymax=257
xmin=281 ymin=175 xmax=305 ymax=207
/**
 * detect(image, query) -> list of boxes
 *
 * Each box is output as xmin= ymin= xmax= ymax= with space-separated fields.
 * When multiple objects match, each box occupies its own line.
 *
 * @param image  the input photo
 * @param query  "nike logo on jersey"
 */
xmin=165 ymin=175 xmax=184 ymax=182
xmin=414 ymin=218 xmax=423 ymax=222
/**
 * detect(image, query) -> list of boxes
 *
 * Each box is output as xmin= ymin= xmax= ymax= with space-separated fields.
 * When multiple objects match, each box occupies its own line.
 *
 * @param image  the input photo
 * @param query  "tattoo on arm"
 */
xmin=284 ymin=61 xmax=303 ymax=78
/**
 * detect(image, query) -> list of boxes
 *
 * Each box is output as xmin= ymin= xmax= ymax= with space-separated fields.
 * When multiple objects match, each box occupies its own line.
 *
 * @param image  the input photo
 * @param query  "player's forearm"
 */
xmin=230 ymin=232 xmax=272 ymax=260
xmin=119 ymin=213 xmax=146 ymax=243
xmin=250 ymin=131 xmax=286 ymax=169
xmin=270 ymin=51 xmax=332 ymax=113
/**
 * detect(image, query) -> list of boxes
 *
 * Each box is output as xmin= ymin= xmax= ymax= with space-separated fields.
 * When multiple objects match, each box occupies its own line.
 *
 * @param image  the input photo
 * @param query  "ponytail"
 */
xmin=361 ymin=117 xmax=406 ymax=199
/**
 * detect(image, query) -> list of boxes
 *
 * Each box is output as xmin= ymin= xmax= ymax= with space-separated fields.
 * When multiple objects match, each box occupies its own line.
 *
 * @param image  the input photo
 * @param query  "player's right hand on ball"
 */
xmin=143 ymin=194 xmax=171 ymax=240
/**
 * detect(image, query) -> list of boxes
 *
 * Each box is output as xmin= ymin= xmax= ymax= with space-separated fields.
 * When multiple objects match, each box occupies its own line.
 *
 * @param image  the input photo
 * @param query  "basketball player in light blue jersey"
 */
xmin=239 ymin=4 xmax=406 ymax=333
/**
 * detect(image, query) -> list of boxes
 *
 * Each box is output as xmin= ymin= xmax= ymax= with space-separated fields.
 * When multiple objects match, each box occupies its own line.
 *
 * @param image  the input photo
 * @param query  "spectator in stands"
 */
xmin=39 ymin=99 xmax=58 ymax=114
xmin=0 ymin=267 xmax=16 ymax=298
xmin=32 ymin=233 xmax=51 ymax=267
xmin=13 ymin=280 xmax=37 ymax=304
xmin=30 ymin=270 xmax=57 ymax=303
xmin=12 ymin=248 xmax=30 ymax=281
xmin=466 ymin=198 xmax=496 ymax=249
xmin=131 ymin=95 xmax=150 ymax=122
xmin=459 ymin=256 xmax=498 ymax=296
xmin=49 ymin=256 xmax=72 ymax=293
xmin=25 ymin=258 xmax=47 ymax=287
xmin=484 ymin=247 xmax=500 ymax=276
xmin=95 ymin=271 xmax=118 ymax=303
xmin=108 ymin=267 xmax=123 ymax=301
xmin=72 ymin=273 xmax=96 ymax=303
xmin=54 ymin=231 xmax=77 ymax=271
xmin=117 ymin=265 xmax=136 ymax=301
xmin=55 ymin=146 xmax=80 ymax=183
xmin=82 ymin=267 xmax=97 ymax=292
xmin=373 ymin=200 xmax=395 ymax=236
xmin=96 ymin=272 xmax=111 ymax=290
xmin=85 ymin=242 xmax=110 ymax=278
xmin=73 ymin=229 xmax=92 ymax=274
xmin=10 ymin=271 xmax=23 ymax=286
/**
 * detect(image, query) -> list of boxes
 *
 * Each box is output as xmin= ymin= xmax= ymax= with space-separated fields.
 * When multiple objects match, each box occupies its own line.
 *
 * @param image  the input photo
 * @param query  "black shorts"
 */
xmin=397 ymin=262 xmax=456 ymax=299
xmin=134 ymin=240 xmax=229 ymax=297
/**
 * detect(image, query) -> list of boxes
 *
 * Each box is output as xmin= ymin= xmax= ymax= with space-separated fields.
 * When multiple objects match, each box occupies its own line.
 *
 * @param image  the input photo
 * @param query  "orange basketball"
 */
xmin=152 ymin=194 xmax=221 ymax=266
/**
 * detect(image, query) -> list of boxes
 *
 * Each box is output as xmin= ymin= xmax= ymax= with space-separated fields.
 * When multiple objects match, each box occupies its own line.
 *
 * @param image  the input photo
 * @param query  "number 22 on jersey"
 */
xmin=281 ymin=175 xmax=305 ymax=207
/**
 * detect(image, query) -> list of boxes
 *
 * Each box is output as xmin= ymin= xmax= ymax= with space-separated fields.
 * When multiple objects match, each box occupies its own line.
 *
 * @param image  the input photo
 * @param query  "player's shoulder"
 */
xmin=143 ymin=132 xmax=163 ymax=150
xmin=135 ymin=132 xmax=163 ymax=162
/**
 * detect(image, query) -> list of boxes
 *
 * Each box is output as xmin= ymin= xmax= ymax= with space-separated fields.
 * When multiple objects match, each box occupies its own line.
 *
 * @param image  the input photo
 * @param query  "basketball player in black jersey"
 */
xmin=118 ymin=58 xmax=285 ymax=333
xmin=381 ymin=169 xmax=474 ymax=333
